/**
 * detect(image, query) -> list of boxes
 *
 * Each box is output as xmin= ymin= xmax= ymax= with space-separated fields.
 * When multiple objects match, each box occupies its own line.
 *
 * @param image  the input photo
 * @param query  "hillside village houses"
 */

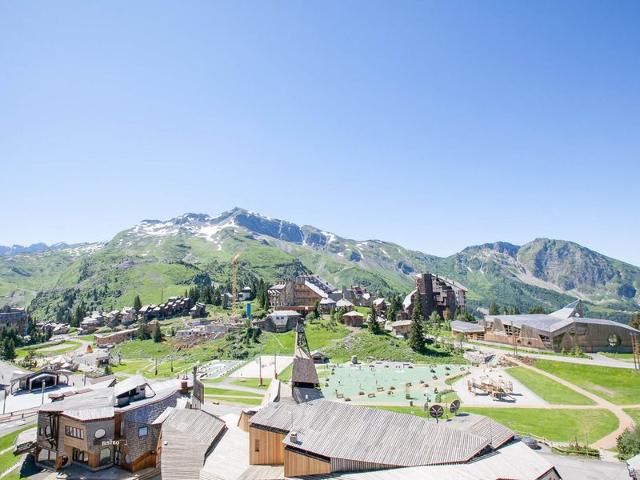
xmin=263 ymin=272 xmax=469 ymax=333
xmin=75 ymin=296 xmax=200 ymax=335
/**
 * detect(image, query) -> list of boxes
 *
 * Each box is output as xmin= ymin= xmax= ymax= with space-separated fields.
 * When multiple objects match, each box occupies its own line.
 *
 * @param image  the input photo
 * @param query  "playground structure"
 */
xmin=467 ymin=374 xmax=514 ymax=400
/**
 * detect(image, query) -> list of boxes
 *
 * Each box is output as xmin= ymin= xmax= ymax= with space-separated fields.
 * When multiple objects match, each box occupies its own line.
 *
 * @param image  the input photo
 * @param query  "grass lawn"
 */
xmin=204 ymin=387 xmax=263 ymax=398
xmin=506 ymin=367 xmax=594 ymax=405
xmin=0 ymin=426 xmax=36 ymax=477
xmin=0 ymin=426 xmax=35 ymax=451
xmin=111 ymin=359 xmax=150 ymax=375
xmin=16 ymin=340 xmax=82 ymax=358
xmin=111 ymin=338 xmax=228 ymax=378
xmin=599 ymin=352 xmax=635 ymax=362
xmin=258 ymin=319 xmax=350 ymax=354
xmin=278 ymin=364 xmax=293 ymax=382
xmin=230 ymin=378 xmax=272 ymax=389
xmin=534 ymin=359 xmax=640 ymax=405
xmin=206 ymin=395 xmax=263 ymax=406
xmin=324 ymin=329 xmax=466 ymax=364
xmin=463 ymin=407 xmax=618 ymax=444
xmin=374 ymin=405 xmax=462 ymax=421
xmin=624 ymin=408 xmax=640 ymax=424
xmin=75 ymin=334 xmax=95 ymax=342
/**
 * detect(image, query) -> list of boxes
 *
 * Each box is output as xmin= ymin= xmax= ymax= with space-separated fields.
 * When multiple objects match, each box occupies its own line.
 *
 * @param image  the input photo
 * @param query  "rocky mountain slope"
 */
xmin=1 ymin=208 xmax=638 ymax=322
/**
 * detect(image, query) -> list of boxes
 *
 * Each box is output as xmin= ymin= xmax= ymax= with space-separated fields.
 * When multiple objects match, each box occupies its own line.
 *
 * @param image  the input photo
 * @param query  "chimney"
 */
xmin=290 ymin=431 xmax=299 ymax=444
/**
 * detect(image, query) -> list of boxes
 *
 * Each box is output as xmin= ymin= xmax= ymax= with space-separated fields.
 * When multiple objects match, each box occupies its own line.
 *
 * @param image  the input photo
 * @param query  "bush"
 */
xmin=617 ymin=426 xmax=640 ymax=460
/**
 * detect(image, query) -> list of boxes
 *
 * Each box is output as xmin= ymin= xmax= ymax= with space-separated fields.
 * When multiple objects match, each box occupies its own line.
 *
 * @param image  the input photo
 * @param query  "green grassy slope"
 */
xmin=534 ymin=360 xmax=640 ymax=405
xmin=506 ymin=367 xmax=594 ymax=405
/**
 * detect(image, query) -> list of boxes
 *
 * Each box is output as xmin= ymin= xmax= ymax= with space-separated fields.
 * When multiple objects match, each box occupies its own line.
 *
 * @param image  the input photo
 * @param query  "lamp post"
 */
xmin=2 ymin=387 xmax=8 ymax=415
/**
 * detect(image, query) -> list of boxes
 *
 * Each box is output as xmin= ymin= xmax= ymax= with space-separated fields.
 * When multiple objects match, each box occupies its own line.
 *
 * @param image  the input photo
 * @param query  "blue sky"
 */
xmin=1 ymin=1 xmax=639 ymax=264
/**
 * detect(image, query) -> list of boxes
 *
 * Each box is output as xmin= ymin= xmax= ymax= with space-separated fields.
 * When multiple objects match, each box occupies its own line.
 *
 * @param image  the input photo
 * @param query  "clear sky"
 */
xmin=1 ymin=1 xmax=639 ymax=265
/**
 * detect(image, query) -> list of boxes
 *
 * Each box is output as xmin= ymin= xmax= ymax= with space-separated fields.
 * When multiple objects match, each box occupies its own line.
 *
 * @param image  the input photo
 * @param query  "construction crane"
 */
xmin=231 ymin=252 xmax=240 ymax=312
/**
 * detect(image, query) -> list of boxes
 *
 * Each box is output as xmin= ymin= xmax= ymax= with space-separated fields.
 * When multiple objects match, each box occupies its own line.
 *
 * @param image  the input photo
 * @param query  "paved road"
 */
xmin=466 ymin=340 xmax=637 ymax=369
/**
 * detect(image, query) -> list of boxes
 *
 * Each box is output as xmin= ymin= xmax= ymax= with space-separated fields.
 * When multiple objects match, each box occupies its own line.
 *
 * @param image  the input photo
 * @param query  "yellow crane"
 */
xmin=231 ymin=252 xmax=240 ymax=311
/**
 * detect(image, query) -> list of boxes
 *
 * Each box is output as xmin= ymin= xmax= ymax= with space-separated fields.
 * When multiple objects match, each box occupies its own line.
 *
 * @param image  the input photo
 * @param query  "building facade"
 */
xmin=402 ymin=273 xmax=467 ymax=320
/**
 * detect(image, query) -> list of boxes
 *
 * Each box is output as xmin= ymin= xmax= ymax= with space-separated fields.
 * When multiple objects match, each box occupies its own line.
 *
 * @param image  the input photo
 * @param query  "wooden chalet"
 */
xmin=481 ymin=300 xmax=639 ymax=352
xmin=341 ymin=310 xmax=364 ymax=327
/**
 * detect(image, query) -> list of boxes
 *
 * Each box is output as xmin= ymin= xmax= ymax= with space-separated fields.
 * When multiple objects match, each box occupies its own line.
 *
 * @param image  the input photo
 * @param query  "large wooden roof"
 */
xmin=160 ymin=408 xmax=226 ymax=480
xmin=250 ymin=400 xmax=509 ymax=467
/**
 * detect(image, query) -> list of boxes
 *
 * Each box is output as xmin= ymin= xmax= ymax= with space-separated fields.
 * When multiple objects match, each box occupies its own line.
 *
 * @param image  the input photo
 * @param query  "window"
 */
xmin=254 ymin=439 xmax=260 ymax=452
xmin=65 ymin=426 xmax=84 ymax=439
xmin=138 ymin=426 xmax=148 ymax=438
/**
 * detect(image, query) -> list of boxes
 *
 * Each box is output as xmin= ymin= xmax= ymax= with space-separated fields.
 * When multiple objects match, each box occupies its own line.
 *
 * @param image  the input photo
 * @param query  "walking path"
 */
xmin=465 ymin=340 xmax=636 ymax=369
xmin=509 ymin=356 xmax=634 ymax=449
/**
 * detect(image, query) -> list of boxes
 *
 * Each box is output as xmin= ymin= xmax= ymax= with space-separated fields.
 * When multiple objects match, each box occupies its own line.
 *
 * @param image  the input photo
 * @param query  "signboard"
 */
xmin=99 ymin=439 xmax=125 ymax=447
xmin=429 ymin=404 xmax=444 ymax=421
xmin=193 ymin=377 xmax=205 ymax=410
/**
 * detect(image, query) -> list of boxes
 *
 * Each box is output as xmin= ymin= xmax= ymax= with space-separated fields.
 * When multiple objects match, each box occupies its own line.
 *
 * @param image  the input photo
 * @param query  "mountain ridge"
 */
xmin=1 ymin=207 xmax=638 ymax=322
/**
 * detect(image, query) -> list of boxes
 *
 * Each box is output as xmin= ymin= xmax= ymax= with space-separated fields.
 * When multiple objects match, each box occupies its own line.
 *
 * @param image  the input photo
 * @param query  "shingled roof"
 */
xmin=160 ymin=408 xmax=226 ymax=480
xmin=250 ymin=400 xmax=509 ymax=467
xmin=292 ymin=357 xmax=319 ymax=386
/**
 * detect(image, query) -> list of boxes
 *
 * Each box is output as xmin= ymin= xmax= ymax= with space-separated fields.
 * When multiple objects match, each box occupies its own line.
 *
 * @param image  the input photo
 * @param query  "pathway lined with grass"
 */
xmin=511 ymin=357 xmax=634 ymax=449
xmin=534 ymin=359 xmax=640 ymax=405
xmin=505 ymin=367 xmax=594 ymax=405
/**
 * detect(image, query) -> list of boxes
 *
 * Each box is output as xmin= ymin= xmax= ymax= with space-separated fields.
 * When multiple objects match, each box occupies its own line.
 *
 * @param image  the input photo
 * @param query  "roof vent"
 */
xmin=290 ymin=431 xmax=299 ymax=443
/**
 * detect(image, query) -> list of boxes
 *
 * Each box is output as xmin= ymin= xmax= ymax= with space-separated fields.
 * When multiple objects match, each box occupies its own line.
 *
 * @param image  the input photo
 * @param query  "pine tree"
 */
xmin=443 ymin=308 xmax=452 ymax=321
xmin=133 ymin=295 xmax=142 ymax=311
xmin=152 ymin=322 xmax=162 ymax=343
xmin=428 ymin=311 xmax=442 ymax=325
xmin=2 ymin=338 xmax=16 ymax=361
xmin=71 ymin=303 xmax=85 ymax=328
xmin=137 ymin=323 xmax=150 ymax=340
xmin=212 ymin=287 xmax=222 ymax=307
xmin=489 ymin=301 xmax=499 ymax=315
xmin=629 ymin=313 xmax=640 ymax=330
xmin=409 ymin=291 xmax=425 ymax=352
xmin=369 ymin=307 xmax=381 ymax=334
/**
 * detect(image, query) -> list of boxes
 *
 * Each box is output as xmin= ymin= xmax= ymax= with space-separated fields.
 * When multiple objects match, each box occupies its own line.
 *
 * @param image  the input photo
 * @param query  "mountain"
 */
xmin=1 ymin=208 xmax=638 ymax=322
xmin=0 ymin=242 xmax=73 ymax=256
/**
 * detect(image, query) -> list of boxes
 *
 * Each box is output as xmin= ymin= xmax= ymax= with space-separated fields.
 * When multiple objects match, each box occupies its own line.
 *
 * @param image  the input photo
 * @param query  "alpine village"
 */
xmin=0 ymin=209 xmax=637 ymax=480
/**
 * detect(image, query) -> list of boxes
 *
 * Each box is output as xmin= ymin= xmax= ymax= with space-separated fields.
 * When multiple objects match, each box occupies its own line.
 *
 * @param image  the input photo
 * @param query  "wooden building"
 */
xmin=248 ymin=401 xmax=517 ymax=478
xmin=402 ymin=273 xmax=467 ymax=319
xmin=158 ymin=408 xmax=226 ymax=480
xmin=341 ymin=310 xmax=364 ymax=327
xmin=481 ymin=301 xmax=640 ymax=353
xmin=0 ymin=306 xmax=28 ymax=334
xmin=319 ymin=297 xmax=337 ymax=313
xmin=268 ymin=275 xmax=334 ymax=309
xmin=252 ymin=310 xmax=301 ymax=333
xmin=386 ymin=319 xmax=413 ymax=337
xmin=451 ymin=320 xmax=485 ymax=340
xmin=35 ymin=376 xmax=185 ymax=473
